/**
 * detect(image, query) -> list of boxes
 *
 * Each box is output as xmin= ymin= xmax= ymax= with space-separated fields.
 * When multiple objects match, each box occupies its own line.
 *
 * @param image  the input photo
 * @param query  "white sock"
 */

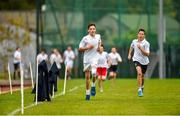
xmin=91 ymin=82 xmax=95 ymax=87
xmin=142 ymin=85 xmax=144 ymax=88
xmin=100 ymin=88 xmax=103 ymax=92
xmin=86 ymin=90 xmax=90 ymax=95
xmin=138 ymin=87 xmax=142 ymax=91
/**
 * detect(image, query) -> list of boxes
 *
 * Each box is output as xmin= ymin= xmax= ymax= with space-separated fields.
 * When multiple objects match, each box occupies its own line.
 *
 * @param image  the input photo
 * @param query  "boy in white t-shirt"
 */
xmin=79 ymin=23 xmax=101 ymax=100
xmin=37 ymin=48 xmax=48 ymax=64
xmin=63 ymin=46 xmax=75 ymax=79
xmin=49 ymin=48 xmax=63 ymax=95
xmin=50 ymin=48 xmax=63 ymax=78
xmin=108 ymin=47 xmax=122 ymax=80
xmin=35 ymin=48 xmax=50 ymax=101
xmin=13 ymin=47 xmax=21 ymax=79
xmin=128 ymin=28 xmax=150 ymax=97
xmin=96 ymin=44 xmax=110 ymax=92
xmin=50 ymin=48 xmax=63 ymax=70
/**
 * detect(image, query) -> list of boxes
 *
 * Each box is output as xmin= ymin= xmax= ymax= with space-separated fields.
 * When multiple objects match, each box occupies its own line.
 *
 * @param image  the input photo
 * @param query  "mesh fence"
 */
xmin=41 ymin=0 xmax=180 ymax=78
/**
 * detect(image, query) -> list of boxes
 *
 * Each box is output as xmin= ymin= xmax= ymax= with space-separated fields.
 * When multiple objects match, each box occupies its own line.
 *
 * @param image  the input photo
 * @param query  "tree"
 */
xmin=172 ymin=0 xmax=180 ymax=23
xmin=0 ymin=0 xmax=35 ymax=10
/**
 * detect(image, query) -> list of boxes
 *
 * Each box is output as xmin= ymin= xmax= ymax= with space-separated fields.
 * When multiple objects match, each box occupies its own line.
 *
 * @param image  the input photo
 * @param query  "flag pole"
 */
xmin=52 ymin=85 xmax=55 ymax=98
xmin=35 ymin=59 xmax=38 ymax=105
xmin=20 ymin=61 xmax=24 ymax=114
xmin=63 ymin=65 xmax=67 ymax=95
xmin=8 ymin=63 xmax=12 ymax=94
xmin=29 ymin=62 xmax=34 ymax=88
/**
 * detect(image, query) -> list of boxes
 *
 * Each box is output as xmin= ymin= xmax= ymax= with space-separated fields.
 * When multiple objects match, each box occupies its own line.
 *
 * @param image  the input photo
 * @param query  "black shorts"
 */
xmin=134 ymin=61 xmax=147 ymax=74
xmin=14 ymin=63 xmax=20 ymax=70
xmin=109 ymin=65 xmax=118 ymax=72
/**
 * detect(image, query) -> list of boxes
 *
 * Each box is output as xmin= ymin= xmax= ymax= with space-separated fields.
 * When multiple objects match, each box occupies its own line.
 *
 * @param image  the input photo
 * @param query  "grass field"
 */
xmin=0 ymin=79 xmax=180 ymax=115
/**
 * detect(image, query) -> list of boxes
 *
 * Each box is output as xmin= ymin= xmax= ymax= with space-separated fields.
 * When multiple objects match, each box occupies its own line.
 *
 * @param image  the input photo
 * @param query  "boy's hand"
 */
xmin=86 ymin=44 xmax=94 ymax=50
xmin=137 ymin=44 xmax=142 ymax=50
xmin=128 ymin=54 xmax=131 ymax=60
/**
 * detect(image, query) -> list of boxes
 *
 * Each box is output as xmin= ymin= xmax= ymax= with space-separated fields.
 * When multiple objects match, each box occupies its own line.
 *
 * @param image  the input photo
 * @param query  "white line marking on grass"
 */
xmin=68 ymin=86 xmax=78 ymax=92
xmin=8 ymin=102 xmax=43 ymax=116
xmin=53 ymin=92 xmax=64 ymax=98
xmin=8 ymin=85 xmax=83 ymax=115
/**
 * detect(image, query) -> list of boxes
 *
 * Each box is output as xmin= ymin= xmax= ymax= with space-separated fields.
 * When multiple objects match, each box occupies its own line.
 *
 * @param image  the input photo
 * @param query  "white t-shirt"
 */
xmin=50 ymin=53 xmax=63 ymax=69
xmin=37 ymin=53 xmax=48 ymax=64
xmin=97 ymin=51 xmax=109 ymax=68
xmin=108 ymin=52 xmax=122 ymax=65
xmin=13 ymin=50 xmax=21 ymax=64
xmin=130 ymin=39 xmax=150 ymax=65
xmin=63 ymin=50 xmax=75 ymax=65
xmin=79 ymin=34 xmax=101 ymax=64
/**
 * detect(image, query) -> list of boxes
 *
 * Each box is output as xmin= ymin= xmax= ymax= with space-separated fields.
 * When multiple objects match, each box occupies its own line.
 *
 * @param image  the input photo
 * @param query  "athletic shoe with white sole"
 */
xmin=138 ymin=89 xmax=143 ymax=97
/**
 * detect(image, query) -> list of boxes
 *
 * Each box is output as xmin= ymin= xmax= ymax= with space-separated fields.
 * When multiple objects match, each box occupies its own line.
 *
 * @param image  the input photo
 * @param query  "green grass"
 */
xmin=0 ymin=79 xmax=180 ymax=115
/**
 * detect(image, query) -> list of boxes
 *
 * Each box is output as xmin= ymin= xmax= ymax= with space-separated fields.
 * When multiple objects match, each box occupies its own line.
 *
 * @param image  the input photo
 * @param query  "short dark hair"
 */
xmin=16 ymin=47 xmax=20 ymax=50
xmin=111 ymin=46 xmax=116 ymax=49
xmin=100 ymin=44 xmax=104 ymax=48
xmin=41 ymin=48 xmax=46 ymax=53
xmin=138 ymin=28 xmax=145 ymax=34
xmin=88 ymin=23 xmax=96 ymax=29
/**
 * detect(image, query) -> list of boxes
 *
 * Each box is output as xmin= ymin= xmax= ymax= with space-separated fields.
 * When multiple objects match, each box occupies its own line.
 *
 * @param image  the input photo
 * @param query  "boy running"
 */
xmin=96 ymin=44 xmax=110 ymax=92
xmin=128 ymin=28 xmax=150 ymax=97
xmin=63 ymin=46 xmax=75 ymax=79
xmin=108 ymin=47 xmax=122 ymax=80
xmin=79 ymin=23 xmax=101 ymax=100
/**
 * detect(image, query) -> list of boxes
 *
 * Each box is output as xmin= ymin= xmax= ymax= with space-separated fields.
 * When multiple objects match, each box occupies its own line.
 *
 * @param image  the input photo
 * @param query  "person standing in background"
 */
xmin=13 ymin=47 xmax=21 ymax=80
xmin=49 ymin=48 xmax=63 ymax=95
xmin=33 ymin=48 xmax=50 ymax=101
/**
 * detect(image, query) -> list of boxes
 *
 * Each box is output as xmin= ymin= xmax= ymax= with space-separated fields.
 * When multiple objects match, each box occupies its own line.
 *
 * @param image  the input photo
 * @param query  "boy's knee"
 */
xmin=137 ymin=72 xmax=142 ymax=77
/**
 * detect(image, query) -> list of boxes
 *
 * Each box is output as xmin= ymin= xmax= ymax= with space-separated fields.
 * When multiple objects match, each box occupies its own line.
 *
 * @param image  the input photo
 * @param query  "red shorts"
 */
xmin=96 ymin=67 xmax=107 ymax=77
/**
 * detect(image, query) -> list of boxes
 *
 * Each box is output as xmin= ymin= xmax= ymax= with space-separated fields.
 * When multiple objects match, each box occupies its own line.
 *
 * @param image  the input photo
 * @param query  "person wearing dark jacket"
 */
xmin=32 ymin=49 xmax=50 ymax=102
